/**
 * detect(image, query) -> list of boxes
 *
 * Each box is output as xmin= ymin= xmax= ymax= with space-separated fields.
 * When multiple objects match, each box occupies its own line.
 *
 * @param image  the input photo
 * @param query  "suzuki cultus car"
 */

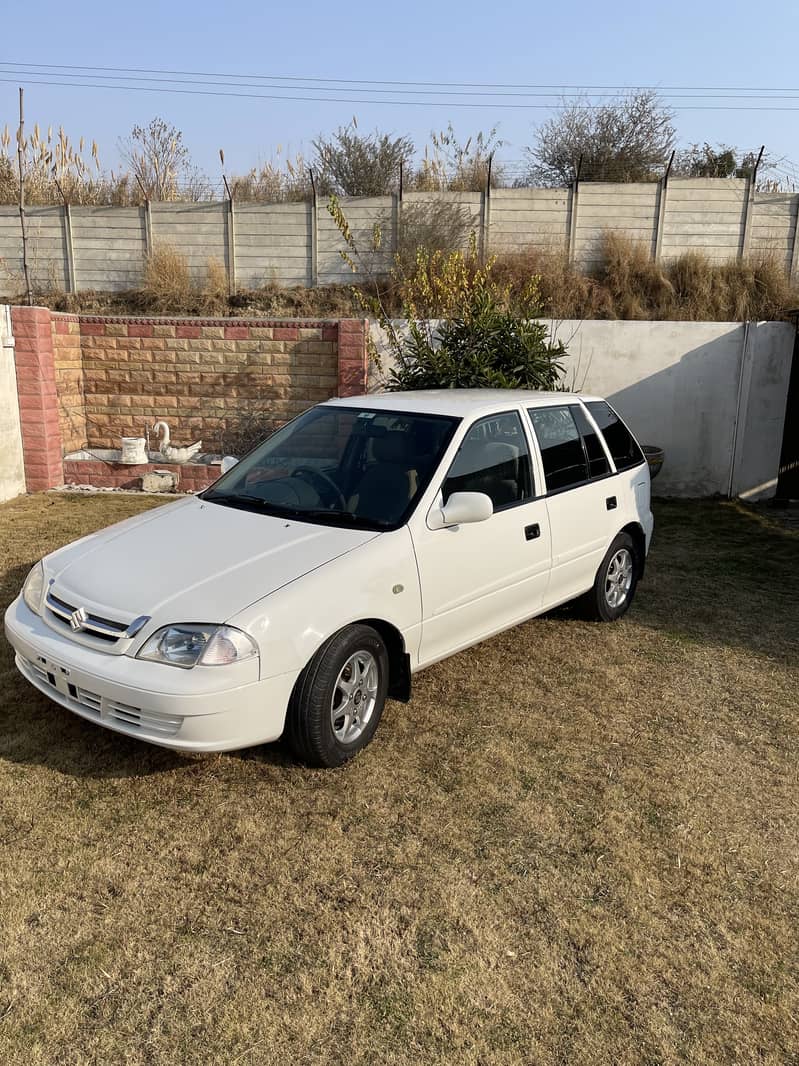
xmin=6 ymin=390 xmax=653 ymax=767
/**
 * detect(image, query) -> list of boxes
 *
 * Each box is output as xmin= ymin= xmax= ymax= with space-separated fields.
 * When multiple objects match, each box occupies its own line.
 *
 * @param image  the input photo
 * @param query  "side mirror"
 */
xmin=220 ymin=456 xmax=239 ymax=474
xmin=428 ymin=491 xmax=493 ymax=530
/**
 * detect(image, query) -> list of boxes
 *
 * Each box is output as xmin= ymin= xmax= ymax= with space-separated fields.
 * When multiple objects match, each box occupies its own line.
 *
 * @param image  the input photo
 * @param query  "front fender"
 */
xmin=228 ymin=526 xmax=422 ymax=681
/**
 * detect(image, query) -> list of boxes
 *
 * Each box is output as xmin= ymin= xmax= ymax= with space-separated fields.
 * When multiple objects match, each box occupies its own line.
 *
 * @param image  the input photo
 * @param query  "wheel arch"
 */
xmin=619 ymin=521 xmax=646 ymax=579
xmin=355 ymin=618 xmax=411 ymax=702
xmin=297 ymin=617 xmax=411 ymax=704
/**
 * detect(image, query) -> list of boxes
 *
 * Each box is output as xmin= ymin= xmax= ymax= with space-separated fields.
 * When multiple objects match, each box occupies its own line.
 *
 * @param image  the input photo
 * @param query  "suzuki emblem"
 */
xmin=69 ymin=606 xmax=89 ymax=632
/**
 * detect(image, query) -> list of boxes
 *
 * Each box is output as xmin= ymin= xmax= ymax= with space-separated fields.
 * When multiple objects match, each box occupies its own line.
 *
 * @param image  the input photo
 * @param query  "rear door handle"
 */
xmin=525 ymin=523 xmax=540 ymax=541
xmin=606 ymin=496 xmax=617 ymax=510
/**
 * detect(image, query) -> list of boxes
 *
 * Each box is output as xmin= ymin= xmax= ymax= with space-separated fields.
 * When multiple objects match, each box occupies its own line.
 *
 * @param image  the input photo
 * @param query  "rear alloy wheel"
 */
xmin=579 ymin=532 xmax=639 ymax=622
xmin=286 ymin=624 xmax=389 ymax=768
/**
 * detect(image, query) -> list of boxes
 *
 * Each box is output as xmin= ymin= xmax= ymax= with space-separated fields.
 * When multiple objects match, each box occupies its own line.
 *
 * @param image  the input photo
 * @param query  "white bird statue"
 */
xmin=151 ymin=420 xmax=203 ymax=464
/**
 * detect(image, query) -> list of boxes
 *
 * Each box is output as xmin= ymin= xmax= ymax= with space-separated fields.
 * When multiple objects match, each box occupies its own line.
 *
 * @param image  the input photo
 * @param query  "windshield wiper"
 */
xmin=204 ymin=492 xmax=285 ymax=512
xmin=295 ymin=508 xmax=359 ymax=522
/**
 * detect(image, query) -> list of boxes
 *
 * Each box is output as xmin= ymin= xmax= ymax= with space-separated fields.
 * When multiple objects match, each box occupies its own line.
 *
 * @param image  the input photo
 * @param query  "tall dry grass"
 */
xmin=138 ymin=245 xmax=229 ymax=314
xmin=493 ymin=233 xmax=799 ymax=321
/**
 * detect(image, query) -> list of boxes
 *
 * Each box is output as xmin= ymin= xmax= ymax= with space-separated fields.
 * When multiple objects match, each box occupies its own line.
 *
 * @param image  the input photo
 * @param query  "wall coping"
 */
xmin=48 ymin=310 xmax=357 ymax=328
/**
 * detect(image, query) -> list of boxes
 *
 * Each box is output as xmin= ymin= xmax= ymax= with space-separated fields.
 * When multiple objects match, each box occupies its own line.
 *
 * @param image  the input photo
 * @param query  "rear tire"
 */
xmin=286 ymin=624 xmax=389 ymax=768
xmin=578 ymin=533 xmax=639 ymax=622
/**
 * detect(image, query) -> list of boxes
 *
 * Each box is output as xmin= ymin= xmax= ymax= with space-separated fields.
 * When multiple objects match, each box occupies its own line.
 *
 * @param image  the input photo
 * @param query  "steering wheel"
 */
xmin=292 ymin=467 xmax=347 ymax=509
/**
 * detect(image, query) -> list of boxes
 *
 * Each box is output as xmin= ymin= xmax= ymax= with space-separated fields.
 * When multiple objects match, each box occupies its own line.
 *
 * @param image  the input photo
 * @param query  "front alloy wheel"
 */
xmin=331 ymin=650 xmax=380 ymax=744
xmin=286 ymin=624 xmax=389 ymax=767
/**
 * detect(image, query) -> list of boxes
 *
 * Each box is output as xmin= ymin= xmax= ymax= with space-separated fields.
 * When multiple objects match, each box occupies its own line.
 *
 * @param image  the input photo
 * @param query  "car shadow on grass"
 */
xmin=0 ymin=683 xmax=294 ymax=779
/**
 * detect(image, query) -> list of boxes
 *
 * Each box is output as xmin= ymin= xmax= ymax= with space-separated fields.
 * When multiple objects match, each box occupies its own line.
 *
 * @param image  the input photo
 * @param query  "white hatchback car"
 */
xmin=6 ymin=390 xmax=653 ymax=767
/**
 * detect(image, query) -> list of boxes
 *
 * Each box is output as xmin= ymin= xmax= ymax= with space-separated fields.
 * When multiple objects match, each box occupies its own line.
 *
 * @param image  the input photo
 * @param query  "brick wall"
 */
xmin=77 ymin=317 xmax=353 ymax=453
xmin=10 ymin=309 xmax=368 ymax=492
xmin=51 ymin=314 xmax=85 ymax=454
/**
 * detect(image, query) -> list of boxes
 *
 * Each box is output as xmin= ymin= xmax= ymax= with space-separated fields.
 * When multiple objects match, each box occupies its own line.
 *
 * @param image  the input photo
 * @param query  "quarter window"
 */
xmin=571 ymin=404 xmax=610 ymax=478
xmin=528 ymin=407 xmax=588 ymax=492
xmin=442 ymin=412 xmax=533 ymax=510
xmin=585 ymin=401 xmax=645 ymax=472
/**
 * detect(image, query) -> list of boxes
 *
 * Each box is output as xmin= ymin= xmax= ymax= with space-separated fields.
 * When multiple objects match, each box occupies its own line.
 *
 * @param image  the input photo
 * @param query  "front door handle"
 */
xmin=525 ymin=523 xmax=540 ymax=541
xmin=606 ymin=496 xmax=617 ymax=510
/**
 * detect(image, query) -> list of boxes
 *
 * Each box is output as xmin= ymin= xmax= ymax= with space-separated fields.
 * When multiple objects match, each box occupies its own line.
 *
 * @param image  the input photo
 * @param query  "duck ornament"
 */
xmin=151 ymin=420 xmax=202 ymax=464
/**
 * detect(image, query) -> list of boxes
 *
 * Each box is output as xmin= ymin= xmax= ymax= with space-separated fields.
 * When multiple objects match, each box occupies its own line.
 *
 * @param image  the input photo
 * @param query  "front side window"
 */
xmin=442 ymin=411 xmax=533 ymax=510
xmin=528 ymin=406 xmax=589 ymax=492
xmin=585 ymin=401 xmax=645 ymax=472
xmin=203 ymin=405 xmax=459 ymax=530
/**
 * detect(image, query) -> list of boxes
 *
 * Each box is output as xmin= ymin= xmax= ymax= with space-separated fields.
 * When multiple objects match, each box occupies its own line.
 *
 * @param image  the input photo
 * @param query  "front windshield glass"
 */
xmin=203 ymin=405 xmax=460 ymax=530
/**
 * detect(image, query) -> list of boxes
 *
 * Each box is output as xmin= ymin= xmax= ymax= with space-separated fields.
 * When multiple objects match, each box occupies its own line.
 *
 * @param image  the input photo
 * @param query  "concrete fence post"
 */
xmin=653 ymin=151 xmax=674 ymax=262
xmin=480 ymin=189 xmax=492 ymax=265
xmin=62 ymin=203 xmax=76 ymax=293
xmin=226 ymin=197 xmax=237 ymax=295
xmin=567 ymin=180 xmax=579 ymax=264
xmin=740 ymin=176 xmax=756 ymax=260
xmin=141 ymin=200 xmax=153 ymax=258
xmin=309 ymin=172 xmax=319 ymax=288
xmin=392 ymin=192 xmax=402 ymax=261
xmin=740 ymin=147 xmax=763 ymax=260
xmin=790 ymin=198 xmax=799 ymax=281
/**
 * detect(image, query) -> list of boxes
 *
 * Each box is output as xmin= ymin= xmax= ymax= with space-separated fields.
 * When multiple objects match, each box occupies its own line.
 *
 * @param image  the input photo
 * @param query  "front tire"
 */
xmin=579 ymin=533 xmax=639 ymax=622
xmin=286 ymin=624 xmax=389 ymax=768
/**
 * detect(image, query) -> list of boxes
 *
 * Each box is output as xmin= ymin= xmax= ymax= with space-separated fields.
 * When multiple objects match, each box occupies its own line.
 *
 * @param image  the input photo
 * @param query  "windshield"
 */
xmin=202 ymin=405 xmax=460 ymax=530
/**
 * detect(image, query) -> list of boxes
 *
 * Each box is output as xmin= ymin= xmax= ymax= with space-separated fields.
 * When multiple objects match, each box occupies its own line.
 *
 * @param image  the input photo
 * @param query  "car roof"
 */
xmin=322 ymin=389 xmax=604 ymax=419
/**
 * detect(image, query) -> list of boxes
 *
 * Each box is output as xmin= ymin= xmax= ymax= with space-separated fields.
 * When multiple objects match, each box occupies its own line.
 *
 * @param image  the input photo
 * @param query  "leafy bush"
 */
xmin=387 ymin=267 xmax=567 ymax=391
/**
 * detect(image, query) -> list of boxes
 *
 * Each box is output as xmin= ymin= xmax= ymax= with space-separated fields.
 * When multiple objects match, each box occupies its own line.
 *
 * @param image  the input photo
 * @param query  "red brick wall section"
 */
xmin=337 ymin=319 xmax=368 ymax=397
xmin=11 ymin=306 xmax=64 ymax=491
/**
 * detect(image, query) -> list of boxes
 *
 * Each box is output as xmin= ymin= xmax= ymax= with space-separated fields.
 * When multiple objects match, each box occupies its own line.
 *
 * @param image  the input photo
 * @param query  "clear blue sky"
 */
xmin=2 ymin=0 xmax=797 ymax=184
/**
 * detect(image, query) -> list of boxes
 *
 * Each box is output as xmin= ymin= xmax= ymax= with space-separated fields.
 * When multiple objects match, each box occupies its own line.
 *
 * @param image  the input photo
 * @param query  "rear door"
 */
xmin=527 ymin=403 xmax=620 ymax=607
xmin=411 ymin=410 xmax=552 ymax=667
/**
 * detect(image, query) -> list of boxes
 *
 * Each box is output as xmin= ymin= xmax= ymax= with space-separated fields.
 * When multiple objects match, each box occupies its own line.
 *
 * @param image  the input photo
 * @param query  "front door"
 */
xmin=411 ymin=411 xmax=552 ymax=667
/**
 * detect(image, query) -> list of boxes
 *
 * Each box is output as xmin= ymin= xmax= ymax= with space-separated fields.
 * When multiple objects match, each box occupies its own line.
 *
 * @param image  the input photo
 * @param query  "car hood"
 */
xmin=46 ymin=495 xmax=379 ymax=625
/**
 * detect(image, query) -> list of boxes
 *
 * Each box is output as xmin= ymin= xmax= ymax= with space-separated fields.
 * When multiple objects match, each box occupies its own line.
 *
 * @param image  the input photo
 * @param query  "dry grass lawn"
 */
xmin=0 ymin=492 xmax=797 ymax=1065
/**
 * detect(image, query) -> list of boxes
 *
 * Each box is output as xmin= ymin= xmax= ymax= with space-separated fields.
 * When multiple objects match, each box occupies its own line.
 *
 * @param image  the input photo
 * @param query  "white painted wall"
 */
xmin=368 ymin=318 xmax=795 ymax=500
xmin=0 ymin=305 xmax=26 ymax=502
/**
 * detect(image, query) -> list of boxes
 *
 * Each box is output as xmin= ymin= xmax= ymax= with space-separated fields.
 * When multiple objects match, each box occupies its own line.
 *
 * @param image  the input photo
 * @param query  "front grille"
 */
xmin=45 ymin=592 xmax=130 ymax=643
xmin=18 ymin=656 xmax=183 ymax=739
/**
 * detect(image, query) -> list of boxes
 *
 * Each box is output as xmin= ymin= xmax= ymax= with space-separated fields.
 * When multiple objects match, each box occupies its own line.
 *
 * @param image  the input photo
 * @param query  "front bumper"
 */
xmin=4 ymin=596 xmax=297 ymax=752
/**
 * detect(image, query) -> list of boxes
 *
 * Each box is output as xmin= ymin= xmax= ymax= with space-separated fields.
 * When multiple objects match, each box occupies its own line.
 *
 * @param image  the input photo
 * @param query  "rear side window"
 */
xmin=528 ymin=407 xmax=588 ymax=492
xmin=585 ymin=401 xmax=644 ymax=472
xmin=571 ymin=404 xmax=610 ymax=478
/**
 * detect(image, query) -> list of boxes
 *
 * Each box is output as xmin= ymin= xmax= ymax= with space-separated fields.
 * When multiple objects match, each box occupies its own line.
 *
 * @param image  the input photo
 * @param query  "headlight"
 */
xmin=22 ymin=562 xmax=45 ymax=616
xmin=137 ymin=624 xmax=258 ymax=669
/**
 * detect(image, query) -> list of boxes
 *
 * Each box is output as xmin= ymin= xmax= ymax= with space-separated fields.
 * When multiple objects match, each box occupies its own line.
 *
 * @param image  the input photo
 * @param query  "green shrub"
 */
xmin=387 ymin=276 xmax=567 ymax=391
